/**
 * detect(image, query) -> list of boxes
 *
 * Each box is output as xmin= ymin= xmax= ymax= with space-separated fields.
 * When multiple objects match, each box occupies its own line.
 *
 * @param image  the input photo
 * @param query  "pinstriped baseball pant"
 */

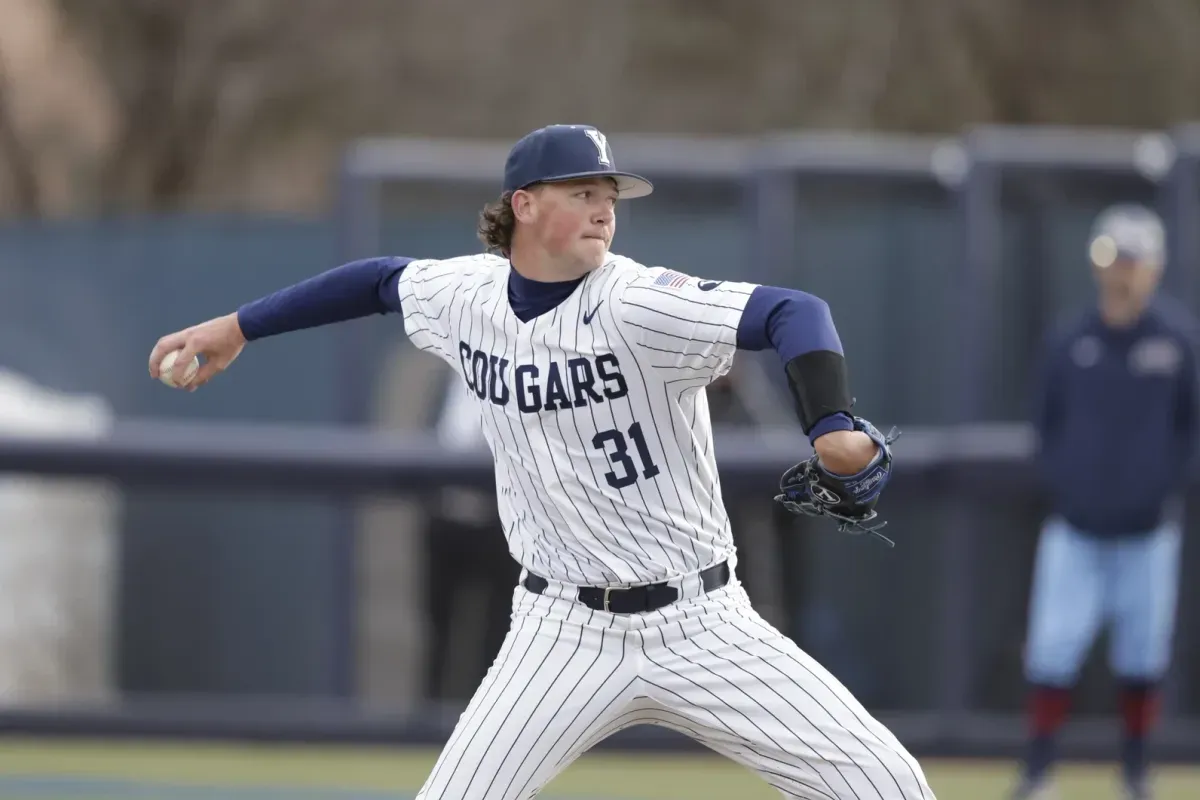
xmin=416 ymin=573 xmax=934 ymax=799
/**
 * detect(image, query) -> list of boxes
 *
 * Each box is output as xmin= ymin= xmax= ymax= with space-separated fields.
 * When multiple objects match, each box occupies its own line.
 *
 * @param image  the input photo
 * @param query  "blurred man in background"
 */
xmin=1014 ymin=205 xmax=1199 ymax=800
xmin=424 ymin=368 xmax=519 ymax=703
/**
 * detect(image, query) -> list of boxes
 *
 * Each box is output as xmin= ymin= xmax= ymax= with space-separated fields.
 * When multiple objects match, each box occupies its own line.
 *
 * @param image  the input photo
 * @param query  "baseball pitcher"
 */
xmin=149 ymin=124 xmax=932 ymax=800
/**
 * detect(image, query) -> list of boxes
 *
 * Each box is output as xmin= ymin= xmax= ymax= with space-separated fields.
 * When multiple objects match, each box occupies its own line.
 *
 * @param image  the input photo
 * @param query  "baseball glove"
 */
xmin=774 ymin=417 xmax=901 ymax=546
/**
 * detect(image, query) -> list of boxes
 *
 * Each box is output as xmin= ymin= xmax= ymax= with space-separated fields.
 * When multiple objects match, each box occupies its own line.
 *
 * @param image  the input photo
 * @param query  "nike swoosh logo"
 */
xmin=698 ymin=280 xmax=722 ymax=291
xmin=583 ymin=301 xmax=603 ymax=324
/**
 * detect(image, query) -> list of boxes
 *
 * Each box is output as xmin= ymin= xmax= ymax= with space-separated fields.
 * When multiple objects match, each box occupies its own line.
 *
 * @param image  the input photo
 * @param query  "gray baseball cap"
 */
xmin=1088 ymin=204 xmax=1165 ymax=267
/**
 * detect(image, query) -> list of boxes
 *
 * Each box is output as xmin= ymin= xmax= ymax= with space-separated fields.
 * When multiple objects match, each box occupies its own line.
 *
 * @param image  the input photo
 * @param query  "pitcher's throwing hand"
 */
xmin=149 ymin=312 xmax=246 ymax=391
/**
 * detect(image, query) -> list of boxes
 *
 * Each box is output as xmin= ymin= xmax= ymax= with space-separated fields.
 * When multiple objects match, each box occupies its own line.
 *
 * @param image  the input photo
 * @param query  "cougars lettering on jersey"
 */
xmin=396 ymin=254 xmax=756 ymax=586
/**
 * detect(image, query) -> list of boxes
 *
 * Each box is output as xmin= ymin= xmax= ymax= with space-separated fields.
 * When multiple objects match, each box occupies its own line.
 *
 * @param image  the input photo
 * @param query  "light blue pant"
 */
xmin=1023 ymin=516 xmax=1182 ymax=686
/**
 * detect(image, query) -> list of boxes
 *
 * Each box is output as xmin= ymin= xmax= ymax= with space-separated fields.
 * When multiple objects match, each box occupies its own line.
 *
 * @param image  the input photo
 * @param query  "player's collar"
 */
xmin=507 ymin=264 xmax=586 ymax=323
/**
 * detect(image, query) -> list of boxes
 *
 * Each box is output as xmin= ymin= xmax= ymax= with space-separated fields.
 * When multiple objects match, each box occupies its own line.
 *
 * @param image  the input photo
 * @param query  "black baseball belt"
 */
xmin=522 ymin=561 xmax=730 ymax=614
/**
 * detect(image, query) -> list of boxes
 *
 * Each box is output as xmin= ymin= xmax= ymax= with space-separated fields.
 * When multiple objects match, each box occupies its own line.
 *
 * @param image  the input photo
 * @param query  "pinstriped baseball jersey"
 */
xmin=397 ymin=252 xmax=757 ymax=586
xmin=398 ymin=250 xmax=934 ymax=800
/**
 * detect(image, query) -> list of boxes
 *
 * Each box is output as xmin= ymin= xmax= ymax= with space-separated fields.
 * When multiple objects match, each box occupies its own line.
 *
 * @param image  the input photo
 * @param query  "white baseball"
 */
xmin=158 ymin=350 xmax=199 ymax=388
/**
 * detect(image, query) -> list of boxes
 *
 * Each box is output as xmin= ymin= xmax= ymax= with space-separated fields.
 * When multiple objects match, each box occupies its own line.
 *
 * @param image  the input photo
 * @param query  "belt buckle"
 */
xmin=603 ymin=587 xmax=614 ymax=613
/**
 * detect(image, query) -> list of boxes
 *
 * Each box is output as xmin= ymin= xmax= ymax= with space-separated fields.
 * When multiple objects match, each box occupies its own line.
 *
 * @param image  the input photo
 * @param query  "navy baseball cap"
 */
xmin=1089 ymin=204 xmax=1165 ymax=268
xmin=503 ymin=125 xmax=653 ymax=199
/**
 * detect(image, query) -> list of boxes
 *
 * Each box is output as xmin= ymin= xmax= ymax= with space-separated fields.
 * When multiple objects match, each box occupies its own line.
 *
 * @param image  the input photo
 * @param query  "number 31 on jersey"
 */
xmin=592 ymin=422 xmax=660 ymax=489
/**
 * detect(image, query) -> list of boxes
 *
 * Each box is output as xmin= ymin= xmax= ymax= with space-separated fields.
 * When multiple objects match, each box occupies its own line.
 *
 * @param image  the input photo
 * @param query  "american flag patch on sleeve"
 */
xmin=653 ymin=270 xmax=690 ymax=289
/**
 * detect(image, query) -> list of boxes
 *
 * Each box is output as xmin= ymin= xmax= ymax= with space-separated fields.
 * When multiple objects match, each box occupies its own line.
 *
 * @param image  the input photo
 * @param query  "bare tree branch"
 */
xmin=53 ymin=0 xmax=373 ymax=210
xmin=0 ymin=50 xmax=43 ymax=216
xmin=829 ymin=0 xmax=902 ymax=127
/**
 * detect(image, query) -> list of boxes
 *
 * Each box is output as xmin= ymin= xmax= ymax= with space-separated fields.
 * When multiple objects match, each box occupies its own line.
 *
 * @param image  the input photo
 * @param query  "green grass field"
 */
xmin=0 ymin=738 xmax=1196 ymax=799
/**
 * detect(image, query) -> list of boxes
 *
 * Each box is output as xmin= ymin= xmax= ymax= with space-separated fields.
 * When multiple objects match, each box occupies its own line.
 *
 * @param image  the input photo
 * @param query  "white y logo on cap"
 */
xmin=585 ymin=129 xmax=611 ymax=166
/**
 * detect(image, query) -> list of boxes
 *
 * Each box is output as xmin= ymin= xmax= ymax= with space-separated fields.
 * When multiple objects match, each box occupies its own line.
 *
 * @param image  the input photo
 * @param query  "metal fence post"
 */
xmin=335 ymin=146 xmax=386 ymax=421
xmin=329 ymin=150 xmax=385 ymax=700
xmin=747 ymin=165 xmax=798 ymax=287
xmin=1164 ymin=123 xmax=1200 ymax=718
xmin=938 ymin=135 xmax=1002 ymax=734
xmin=1167 ymin=125 xmax=1200 ymax=311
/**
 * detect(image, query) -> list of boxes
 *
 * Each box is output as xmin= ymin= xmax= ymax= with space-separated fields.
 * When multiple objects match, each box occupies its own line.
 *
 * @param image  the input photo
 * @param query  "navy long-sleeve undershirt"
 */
xmin=236 ymin=260 xmax=853 ymax=439
xmin=236 ymin=257 xmax=411 ymax=340
xmin=733 ymin=285 xmax=854 ymax=438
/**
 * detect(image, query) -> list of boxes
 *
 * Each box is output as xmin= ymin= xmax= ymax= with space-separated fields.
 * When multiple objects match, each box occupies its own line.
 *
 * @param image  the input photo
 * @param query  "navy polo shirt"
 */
xmin=1033 ymin=297 xmax=1200 ymax=535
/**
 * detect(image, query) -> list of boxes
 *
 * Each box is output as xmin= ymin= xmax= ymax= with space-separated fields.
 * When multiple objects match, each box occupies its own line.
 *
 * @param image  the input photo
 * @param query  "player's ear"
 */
xmin=510 ymin=188 xmax=538 ymax=224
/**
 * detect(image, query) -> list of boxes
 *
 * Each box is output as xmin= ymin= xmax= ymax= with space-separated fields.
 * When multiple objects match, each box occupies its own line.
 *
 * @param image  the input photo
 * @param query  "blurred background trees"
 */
xmin=0 ymin=0 xmax=1196 ymax=216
